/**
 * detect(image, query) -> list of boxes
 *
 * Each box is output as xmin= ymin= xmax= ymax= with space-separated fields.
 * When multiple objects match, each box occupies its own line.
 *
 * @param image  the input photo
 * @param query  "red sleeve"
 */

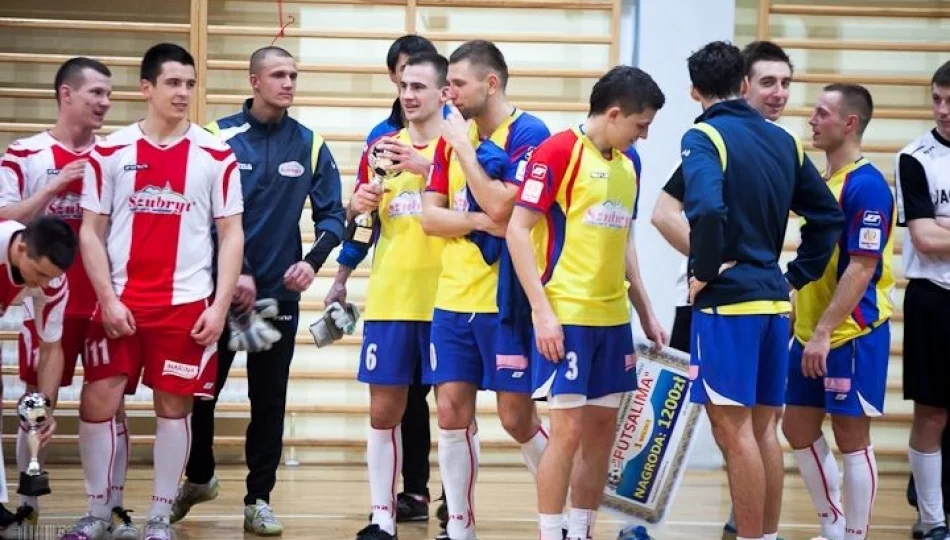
xmin=355 ymin=144 xmax=371 ymax=192
xmin=515 ymin=131 xmax=576 ymax=213
xmin=425 ymin=137 xmax=450 ymax=195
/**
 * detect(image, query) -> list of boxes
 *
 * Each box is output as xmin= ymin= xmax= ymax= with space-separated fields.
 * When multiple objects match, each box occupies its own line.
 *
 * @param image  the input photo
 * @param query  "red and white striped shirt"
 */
xmin=81 ymin=123 xmax=243 ymax=309
xmin=0 ymin=220 xmax=68 ymax=342
xmin=0 ymin=131 xmax=96 ymax=317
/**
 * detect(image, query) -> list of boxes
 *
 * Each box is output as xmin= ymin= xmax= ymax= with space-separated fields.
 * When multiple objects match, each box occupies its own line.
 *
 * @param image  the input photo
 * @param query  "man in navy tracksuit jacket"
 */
xmin=171 ymin=47 xmax=345 ymax=535
xmin=681 ymin=41 xmax=844 ymax=540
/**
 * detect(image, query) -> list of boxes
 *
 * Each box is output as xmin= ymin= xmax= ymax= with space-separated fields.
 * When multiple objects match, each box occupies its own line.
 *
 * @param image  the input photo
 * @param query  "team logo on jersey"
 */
xmin=46 ymin=168 xmax=61 ymax=175
xmin=278 ymin=161 xmax=304 ymax=178
xmin=123 ymin=163 xmax=149 ymax=171
xmin=387 ymin=190 xmax=423 ymax=218
xmin=128 ymin=185 xmax=193 ymax=215
xmin=862 ymin=210 xmax=882 ymax=226
xmin=590 ymin=170 xmax=608 ymax=179
xmin=584 ymin=200 xmax=633 ymax=229
xmin=452 ymin=186 xmax=470 ymax=212
xmin=46 ymin=193 xmax=83 ymax=220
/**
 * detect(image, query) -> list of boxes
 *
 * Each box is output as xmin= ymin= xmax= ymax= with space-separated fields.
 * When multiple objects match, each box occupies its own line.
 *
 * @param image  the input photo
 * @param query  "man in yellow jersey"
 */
xmin=421 ymin=40 xmax=551 ymax=540
xmin=506 ymin=65 xmax=668 ymax=540
xmin=681 ymin=42 xmax=844 ymax=540
xmin=781 ymin=84 xmax=893 ymax=540
xmin=324 ymin=52 xmax=449 ymax=540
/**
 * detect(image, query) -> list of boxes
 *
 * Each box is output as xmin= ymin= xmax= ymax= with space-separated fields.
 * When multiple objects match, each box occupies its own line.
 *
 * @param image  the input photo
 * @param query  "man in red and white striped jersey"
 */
xmin=60 ymin=43 xmax=244 ymax=540
xmin=0 ymin=57 xmax=139 ymax=538
xmin=0 ymin=216 xmax=75 ymax=530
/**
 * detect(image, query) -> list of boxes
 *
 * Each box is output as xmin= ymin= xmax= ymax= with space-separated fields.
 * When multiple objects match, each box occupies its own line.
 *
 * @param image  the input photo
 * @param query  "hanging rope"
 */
xmin=271 ymin=0 xmax=296 ymax=45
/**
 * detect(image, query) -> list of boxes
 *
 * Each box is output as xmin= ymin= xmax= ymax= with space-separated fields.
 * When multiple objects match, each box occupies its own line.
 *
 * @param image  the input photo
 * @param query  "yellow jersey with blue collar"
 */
xmin=793 ymin=158 xmax=895 ymax=346
xmin=427 ymin=108 xmax=550 ymax=313
xmin=358 ymin=129 xmax=446 ymax=321
xmin=514 ymin=126 xmax=641 ymax=326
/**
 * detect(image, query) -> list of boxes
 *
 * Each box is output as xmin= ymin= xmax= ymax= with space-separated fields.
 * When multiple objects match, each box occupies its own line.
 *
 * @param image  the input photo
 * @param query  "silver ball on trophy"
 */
xmin=369 ymin=142 xmax=402 ymax=180
xmin=16 ymin=392 xmax=52 ymax=497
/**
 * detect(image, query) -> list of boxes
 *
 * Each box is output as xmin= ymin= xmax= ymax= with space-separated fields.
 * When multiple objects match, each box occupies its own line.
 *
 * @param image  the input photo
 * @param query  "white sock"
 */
xmin=110 ymin=417 xmax=130 ymax=509
xmin=79 ymin=419 xmax=116 ymax=520
xmin=520 ymin=425 xmax=549 ymax=478
xmin=368 ymin=425 xmax=402 ymax=535
xmin=567 ymin=507 xmax=595 ymax=539
xmin=842 ymin=447 xmax=877 ymax=540
xmin=910 ymin=448 xmax=946 ymax=528
xmin=17 ymin=425 xmax=47 ymax=511
xmin=764 ymin=534 xmax=778 ymax=540
xmin=439 ymin=427 xmax=478 ymax=540
xmin=737 ymin=537 xmax=764 ymax=540
xmin=150 ymin=416 xmax=192 ymax=519
xmin=793 ymin=436 xmax=844 ymax=538
xmin=539 ymin=513 xmax=564 ymax=540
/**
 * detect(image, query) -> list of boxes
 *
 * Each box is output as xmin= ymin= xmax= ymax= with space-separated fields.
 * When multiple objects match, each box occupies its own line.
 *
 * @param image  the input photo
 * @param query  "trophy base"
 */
xmin=17 ymin=471 xmax=50 ymax=497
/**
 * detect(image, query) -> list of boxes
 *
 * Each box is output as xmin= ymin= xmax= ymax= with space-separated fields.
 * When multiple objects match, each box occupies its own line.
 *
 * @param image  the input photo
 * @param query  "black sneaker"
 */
xmin=396 ymin=492 xmax=429 ymax=522
xmin=924 ymin=526 xmax=950 ymax=539
xmin=356 ymin=523 xmax=397 ymax=539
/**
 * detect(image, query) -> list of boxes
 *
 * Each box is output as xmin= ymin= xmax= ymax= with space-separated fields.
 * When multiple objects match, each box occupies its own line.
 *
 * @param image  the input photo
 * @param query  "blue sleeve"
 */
xmin=623 ymin=147 xmax=643 ymax=219
xmin=303 ymin=142 xmax=345 ymax=271
xmin=681 ymin=129 xmax=728 ymax=283
xmin=842 ymin=170 xmax=894 ymax=259
xmin=785 ymin=154 xmax=846 ymax=289
xmin=502 ymin=118 xmax=550 ymax=185
xmin=366 ymin=118 xmax=396 ymax=145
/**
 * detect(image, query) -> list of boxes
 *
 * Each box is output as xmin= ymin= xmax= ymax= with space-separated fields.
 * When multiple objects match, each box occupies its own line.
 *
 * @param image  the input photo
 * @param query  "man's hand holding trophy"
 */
xmin=344 ymin=139 xmax=403 ymax=246
xmin=16 ymin=392 xmax=54 ymax=497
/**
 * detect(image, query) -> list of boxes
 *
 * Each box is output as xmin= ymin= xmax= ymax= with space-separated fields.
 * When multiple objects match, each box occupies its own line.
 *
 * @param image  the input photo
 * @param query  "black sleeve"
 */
xmin=662 ymin=163 xmax=685 ymax=202
xmin=897 ymin=153 xmax=934 ymax=226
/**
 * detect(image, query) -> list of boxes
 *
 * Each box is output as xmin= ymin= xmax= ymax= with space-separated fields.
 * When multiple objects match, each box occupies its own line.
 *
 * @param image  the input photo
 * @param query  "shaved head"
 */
xmin=250 ymin=46 xmax=294 ymax=74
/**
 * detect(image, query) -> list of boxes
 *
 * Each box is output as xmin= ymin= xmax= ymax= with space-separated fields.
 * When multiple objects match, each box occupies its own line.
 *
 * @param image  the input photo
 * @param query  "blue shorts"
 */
xmin=358 ymin=321 xmax=431 ymax=386
xmin=490 ymin=320 xmax=532 ymax=394
xmin=531 ymin=324 xmax=636 ymax=400
xmin=425 ymin=309 xmax=497 ymax=387
xmin=689 ymin=310 xmax=790 ymax=407
xmin=785 ymin=322 xmax=890 ymax=417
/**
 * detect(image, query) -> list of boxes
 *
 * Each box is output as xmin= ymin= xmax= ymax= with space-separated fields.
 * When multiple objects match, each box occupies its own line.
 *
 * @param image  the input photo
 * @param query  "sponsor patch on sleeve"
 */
xmin=528 ymin=163 xmax=548 ymax=181
xmin=858 ymin=227 xmax=882 ymax=250
xmin=521 ymin=179 xmax=544 ymax=204
xmin=862 ymin=210 xmax=882 ymax=226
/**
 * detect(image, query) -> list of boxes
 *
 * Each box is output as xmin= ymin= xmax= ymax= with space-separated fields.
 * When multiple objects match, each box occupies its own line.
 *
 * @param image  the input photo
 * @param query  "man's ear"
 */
xmin=689 ymin=85 xmax=701 ymax=103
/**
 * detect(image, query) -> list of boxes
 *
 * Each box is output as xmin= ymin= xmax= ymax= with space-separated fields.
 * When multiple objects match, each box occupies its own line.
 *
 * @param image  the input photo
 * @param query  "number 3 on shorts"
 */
xmin=365 ymin=343 xmax=377 ymax=371
xmin=564 ymin=351 xmax=578 ymax=381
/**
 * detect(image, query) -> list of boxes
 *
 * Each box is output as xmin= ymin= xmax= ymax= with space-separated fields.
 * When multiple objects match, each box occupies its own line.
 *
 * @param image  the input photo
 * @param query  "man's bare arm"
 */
xmin=650 ymin=191 xmax=689 ymax=256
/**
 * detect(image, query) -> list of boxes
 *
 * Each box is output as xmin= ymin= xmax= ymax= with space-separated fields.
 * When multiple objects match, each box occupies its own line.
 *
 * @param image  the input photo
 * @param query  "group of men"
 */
xmin=0 ymin=27 xmax=947 ymax=540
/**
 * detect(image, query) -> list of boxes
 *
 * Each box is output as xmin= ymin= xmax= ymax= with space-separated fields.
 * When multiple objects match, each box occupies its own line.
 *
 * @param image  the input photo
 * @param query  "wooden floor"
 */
xmin=16 ymin=464 xmax=919 ymax=539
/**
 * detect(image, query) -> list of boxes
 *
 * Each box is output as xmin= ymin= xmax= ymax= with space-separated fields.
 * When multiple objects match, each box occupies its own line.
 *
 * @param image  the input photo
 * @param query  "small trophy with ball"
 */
xmin=17 ymin=392 xmax=52 ymax=496
xmin=345 ymin=142 xmax=401 ymax=246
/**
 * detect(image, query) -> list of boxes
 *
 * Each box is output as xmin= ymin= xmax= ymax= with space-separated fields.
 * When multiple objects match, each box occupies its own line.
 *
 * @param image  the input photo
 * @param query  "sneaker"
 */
xmin=244 ymin=500 xmax=284 ymax=536
xmin=396 ymin=493 xmax=429 ymax=522
xmin=356 ymin=523 xmax=397 ymax=539
xmin=617 ymin=525 xmax=655 ymax=540
xmin=915 ymin=516 xmax=927 ymax=540
xmin=924 ymin=526 xmax=950 ymax=539
xmin=111 ymin=507 xmax=139 ymax=540
xmin=722 ymin=523 xmax=786 ymax=540
xmin=59 ymin=515 xmax=112 ymax=540
xmin=433 ymin=531 xmax=449 ymax=540
xmin=0 ymin=504 xmax=38 ymax=539
xmin=142 ymin=516 xmax=175 ymax=540
xmin=169 ymin=476 xmax=219 ymax=524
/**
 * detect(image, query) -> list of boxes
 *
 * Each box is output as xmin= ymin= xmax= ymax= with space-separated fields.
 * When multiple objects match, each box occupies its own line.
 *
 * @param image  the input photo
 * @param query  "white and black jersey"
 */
xmin=895 ymin=128 xmax=950 ymax=289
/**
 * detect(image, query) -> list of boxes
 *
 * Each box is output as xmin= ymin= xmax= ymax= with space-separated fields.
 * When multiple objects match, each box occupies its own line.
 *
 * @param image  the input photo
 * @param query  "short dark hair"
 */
xmin=742 ymin=40 xmax=794 ymax=78
xmin=404 ymin=52 xmax=449 ymax=87
xmin=688 ymin=41 xmax=745 ymax=100
xmin=54 ymin=57 xmax=111 ymax=104
xmin=449 ymin=40 xmax=509 ymax=90
xmin=824 ymin=83 xmax=874 ymax=136
xmin=589 ymin=66 xmax=666 ymax=116
xmin=933 ymin=60 xmax=950 ymax=88
xmin=140 ymin=43 xmax=195 ymax=84
xmin=249 ymin=46 xmax=294 ymax=73
xmin=21 ymin=216 xmax=77 ymax=271
xmin=386 ymin=34 xmax=438 ymax=73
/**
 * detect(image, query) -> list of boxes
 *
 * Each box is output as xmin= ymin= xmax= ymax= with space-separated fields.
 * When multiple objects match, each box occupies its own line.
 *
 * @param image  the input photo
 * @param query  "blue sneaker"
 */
xmin=618 ymin=524 xmax=654 ymax=540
